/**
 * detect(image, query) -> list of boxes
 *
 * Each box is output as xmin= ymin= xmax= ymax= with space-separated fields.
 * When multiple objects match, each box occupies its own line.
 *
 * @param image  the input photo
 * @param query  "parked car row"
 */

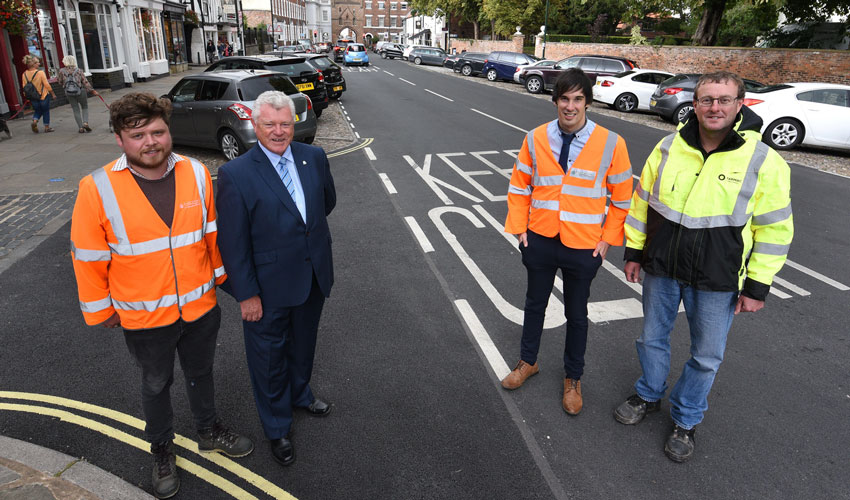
xmin=161 ymin=52 xmax=351 ymax=160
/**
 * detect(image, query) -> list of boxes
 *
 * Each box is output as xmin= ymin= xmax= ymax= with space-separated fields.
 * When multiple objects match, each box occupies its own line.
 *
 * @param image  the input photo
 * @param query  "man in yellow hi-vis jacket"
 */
xmin=613 ymin=72 xmax=793 ymax=463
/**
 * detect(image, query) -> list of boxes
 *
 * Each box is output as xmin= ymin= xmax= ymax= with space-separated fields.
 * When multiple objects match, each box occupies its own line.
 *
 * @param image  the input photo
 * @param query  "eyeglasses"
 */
xmin=695 ymin=96 xmax=739 ymax=107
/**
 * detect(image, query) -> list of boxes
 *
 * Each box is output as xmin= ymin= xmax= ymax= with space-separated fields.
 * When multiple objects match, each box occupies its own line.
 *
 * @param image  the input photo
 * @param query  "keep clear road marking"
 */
xmin=379 ymin=173 xmax=397 ymax=194
xmin=424 ymin=89 xmax=454 ymax=102
xmin=455 ymin=299 xmax=510 ymax=380
xmin=470 ymin=109 xmax=529 ymax=134
xmin=399 ymin=77 xmax=416 ymax=86
xmin=0 ymin=391 xmax=295 ymax=500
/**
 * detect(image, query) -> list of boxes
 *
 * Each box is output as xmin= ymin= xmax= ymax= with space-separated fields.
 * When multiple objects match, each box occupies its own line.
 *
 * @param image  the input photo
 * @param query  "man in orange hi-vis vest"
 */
xmin=70 ymin=93 xmax=253 ymax=499
xmin=502 ymin=69 xmax=634 ymax=416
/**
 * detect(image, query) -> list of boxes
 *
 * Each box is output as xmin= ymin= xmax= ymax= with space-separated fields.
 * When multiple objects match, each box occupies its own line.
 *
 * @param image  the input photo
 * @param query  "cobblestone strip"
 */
xmin=0 ymin=192 xmax=76 ymax=261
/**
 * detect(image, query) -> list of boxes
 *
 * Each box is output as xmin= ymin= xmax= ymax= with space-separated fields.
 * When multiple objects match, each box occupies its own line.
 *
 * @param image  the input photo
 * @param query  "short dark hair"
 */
xmin=110 ymin=92 xmax=172 ymax=133
xmin=552 ymin=68 xmax=593 ymax=104
xmin=694 ymin=71 xmax=746 ymax=100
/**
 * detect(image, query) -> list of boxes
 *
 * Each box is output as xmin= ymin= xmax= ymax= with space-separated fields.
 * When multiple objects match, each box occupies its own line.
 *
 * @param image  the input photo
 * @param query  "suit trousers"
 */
xmin=519 ymin=230 xmax=602 ymax=379
xmin=243 ymin=274 xmax=325 ymax=439
xmin=123 ymin=305 xmax=220 ymax=445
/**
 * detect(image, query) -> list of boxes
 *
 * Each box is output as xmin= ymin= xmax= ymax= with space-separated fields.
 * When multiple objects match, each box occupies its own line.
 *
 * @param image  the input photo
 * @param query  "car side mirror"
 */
xmin=161 ymin=94 xmax=173 ymax=101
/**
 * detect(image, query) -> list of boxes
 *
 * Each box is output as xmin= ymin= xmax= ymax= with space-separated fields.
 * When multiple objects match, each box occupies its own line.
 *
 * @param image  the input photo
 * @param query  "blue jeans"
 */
xmin=32 ymin=95 xmax=51 ymax=125
xmin=634 ymin=273 xmax=737 ymax=430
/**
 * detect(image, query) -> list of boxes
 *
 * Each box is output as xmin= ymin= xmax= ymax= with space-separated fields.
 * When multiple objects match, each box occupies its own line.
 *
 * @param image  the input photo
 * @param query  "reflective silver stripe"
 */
xmin=534 ymin=174 xmax=564 ymax=186
xmin=651 ymin=134 xmax=677 ymax=197
xmin=180 ymin=278 xmax=215 ymax=306
xmin=561 ymin=184 xmax=605 ymax=198
xmin=597 ymin=130 xmax=619 ymax=181
xmin=531 ymin=199 xmax=559 ymax=211
xmin=526 ymin=129 xmax=537 ymax=174
xmin=509 ymin=184 xmax=532 ymax=196
xmin=635 ymin=183 xmax=650 ymax=202
xmin=611 ymin=198 xmax=631 ymax=209
xmin=113 ymin=294 xmax=178 ymax=312
xmin=625 ymin=215 xmax=646 ymax=233
xmin=71 ymin=241 xmax=112 ymax=262
xmin=516 ymin=159 xmax=532 ymax=175
xmin=187 ymin=157 xmax=209 ymax=233
xmin=753 ymin=203 xmax=792 ymax=226
xmin=560 ymin=211 xmax=604 ymax=224
xmin=91 ymin=168 xmax=130 ymax=248
xmin=205 ymin=220 xmax=218 ymax=234
xmin=731 ymin=141 xmax=769 ymax=218
xmin=214 ymin=266 xmax=226 ymax=278
xmin=79 ymin=295 xmax=112 ymax=313
xmin=607 ymin=169 xmax=632 ymax=185
xmin=109 ymin=229 xmax=206 ymax=256
xmin=648 ymin=199 xmax=753 ymax=228
xmin=752 ymin=242 xmax=790 ymax=255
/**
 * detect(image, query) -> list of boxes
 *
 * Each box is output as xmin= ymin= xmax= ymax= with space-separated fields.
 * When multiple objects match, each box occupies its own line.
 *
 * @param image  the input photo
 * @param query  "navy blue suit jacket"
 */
xmin=216 ymin=142 xmax=336 ymax=307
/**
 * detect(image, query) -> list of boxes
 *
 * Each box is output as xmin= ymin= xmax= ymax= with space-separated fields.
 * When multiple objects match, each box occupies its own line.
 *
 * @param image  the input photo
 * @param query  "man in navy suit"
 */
xmin=216 ymin=91 xmax=336 ymax=466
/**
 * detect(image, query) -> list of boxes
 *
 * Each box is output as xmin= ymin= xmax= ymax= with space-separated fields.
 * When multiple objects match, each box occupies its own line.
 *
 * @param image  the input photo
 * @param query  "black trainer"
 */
xmin=665 ymin=425 xmax=696 ymax=462
xmin=614 ymin=394 xmax=661 ymax=425
xmin=198 ymin=420 xmax=254 ymax=457
xmin=151 ymin=440 xmax=179 ymax=499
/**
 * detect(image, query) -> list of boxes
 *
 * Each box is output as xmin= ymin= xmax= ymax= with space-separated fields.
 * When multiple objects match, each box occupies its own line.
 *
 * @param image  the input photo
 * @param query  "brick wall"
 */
xmin=453 ymin=35 xmax=524 ymax=55
xmin=534 ymin=39 xmax=850 ymax=85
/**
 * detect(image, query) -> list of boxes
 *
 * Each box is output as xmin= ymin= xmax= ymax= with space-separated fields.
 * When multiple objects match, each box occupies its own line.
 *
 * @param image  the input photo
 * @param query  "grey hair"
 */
xmin=63 ymin=55 xmax=78 ymax=67
xmin=252 ymin=91 xmax=296 ymax=122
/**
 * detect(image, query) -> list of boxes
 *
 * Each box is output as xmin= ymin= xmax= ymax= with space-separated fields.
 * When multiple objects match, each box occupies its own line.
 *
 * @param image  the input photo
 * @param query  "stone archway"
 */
xmin=338 ymin=27 xmax=357 ymax=41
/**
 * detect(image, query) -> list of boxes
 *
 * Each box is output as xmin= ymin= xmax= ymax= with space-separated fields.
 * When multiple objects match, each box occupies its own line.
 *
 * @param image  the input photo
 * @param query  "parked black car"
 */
xmin=380 ymin=43 xmax=405 ymax=59
xmin=519 ymin=54 xmax=638 ymax=94
xmin=481 ymin=51 xmax=539 ymax=82
xmin=649 ymin=73 xmax=766 ymax=124
xmin=206 ymin=55 xmax=329 ymax=117
xmin=301 ymin=54 xmax=346 ymax=99
xmin=409 ymin=47 xmax=448 ymax=66
xmin=456 ymin=52 xmax=488 ymax=76
xmin=163 ymin=71 xmax=317 ymax=160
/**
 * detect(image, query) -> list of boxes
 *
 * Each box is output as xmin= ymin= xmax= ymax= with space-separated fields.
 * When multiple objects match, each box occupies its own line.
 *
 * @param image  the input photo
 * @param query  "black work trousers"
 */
xmin=123 ymin=305 xmax=220 ymax=445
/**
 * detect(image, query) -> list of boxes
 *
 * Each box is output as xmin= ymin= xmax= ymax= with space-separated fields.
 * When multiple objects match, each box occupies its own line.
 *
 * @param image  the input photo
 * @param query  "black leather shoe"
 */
xmin=305 ymin=398 xmax=332 ymax=417
xmin=270 ymin=438 xmax=295 ymax=466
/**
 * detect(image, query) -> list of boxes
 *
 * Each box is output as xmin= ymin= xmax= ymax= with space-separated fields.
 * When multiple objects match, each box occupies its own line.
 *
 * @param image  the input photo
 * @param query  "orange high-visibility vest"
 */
xmin=70 ymin=156 xmax=226 ymax=330
xmin=505 ymin=121 xmax=633 ymax=249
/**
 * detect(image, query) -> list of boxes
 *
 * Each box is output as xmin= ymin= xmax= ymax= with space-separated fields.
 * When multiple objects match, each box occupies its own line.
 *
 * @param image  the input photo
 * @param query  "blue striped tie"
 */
xmin=278 ymin=157 xmax=296 ymax=199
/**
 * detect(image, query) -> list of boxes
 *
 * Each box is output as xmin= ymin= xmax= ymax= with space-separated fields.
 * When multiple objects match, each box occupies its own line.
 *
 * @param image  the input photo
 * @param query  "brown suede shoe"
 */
xmin=562 ymin=378 xmax=582 ymax=415
xmin=501 ymin=360 xmax=539 ymax=390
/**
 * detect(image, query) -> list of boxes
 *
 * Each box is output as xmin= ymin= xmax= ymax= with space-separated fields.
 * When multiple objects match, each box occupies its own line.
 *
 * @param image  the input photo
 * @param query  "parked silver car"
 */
xmin=163 ymin=70 xmax=317 ymax=160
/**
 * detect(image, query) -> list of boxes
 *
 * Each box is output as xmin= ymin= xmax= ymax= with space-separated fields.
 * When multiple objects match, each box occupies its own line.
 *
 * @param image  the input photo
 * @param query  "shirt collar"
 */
xmin=258 ymin=141 xmax=294 ymax=169
xmin=112 ymin=152 xmax=182 ymax=179
xmin=547 ymin=118 xmax=595 ymax=141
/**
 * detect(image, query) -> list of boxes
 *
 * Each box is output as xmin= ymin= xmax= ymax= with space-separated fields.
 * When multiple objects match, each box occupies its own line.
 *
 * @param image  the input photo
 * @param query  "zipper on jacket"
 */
xmin=168 ymin=225 xmax=182 ymax=316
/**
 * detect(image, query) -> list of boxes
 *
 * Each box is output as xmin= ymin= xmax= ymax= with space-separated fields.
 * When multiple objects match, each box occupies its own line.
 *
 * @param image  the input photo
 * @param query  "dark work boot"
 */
xmin=614 ymin=394 xmax=661 ymax=425
xmin=151 ymin=440 xmax=179 ymax=499
xmin=664 ymin=425 xmax=696 ymax=463
xmin=197 ymin=420 xmax=254 ymax=457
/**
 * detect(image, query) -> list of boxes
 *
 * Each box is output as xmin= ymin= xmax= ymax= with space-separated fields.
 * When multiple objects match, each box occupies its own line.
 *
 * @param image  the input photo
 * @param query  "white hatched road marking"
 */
xmin=784 ymin=259 xmax=849 ymax=290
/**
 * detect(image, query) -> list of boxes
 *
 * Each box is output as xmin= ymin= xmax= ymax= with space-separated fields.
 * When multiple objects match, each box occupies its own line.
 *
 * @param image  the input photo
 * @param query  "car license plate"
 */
xmin=333 ymin=85 xmax=343 ymax=91
xmin=354 ymin=58 xmax=361 ymax=61
xmin=296 ymin=82 xmax=314 ymax=91
xmin=650 ymin=99 xmax=657 ymax=106
xmin=295 ymin=114 xmax=300 ymax=122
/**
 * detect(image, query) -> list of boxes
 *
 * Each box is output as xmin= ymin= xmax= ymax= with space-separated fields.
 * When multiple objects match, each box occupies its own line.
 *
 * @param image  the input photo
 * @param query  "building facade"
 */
xmin=305 ymin=0 xmax=332 ymax=43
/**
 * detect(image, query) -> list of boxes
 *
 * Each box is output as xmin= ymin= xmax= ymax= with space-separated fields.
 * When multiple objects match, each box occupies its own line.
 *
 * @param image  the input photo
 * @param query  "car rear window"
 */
xmin=661 ymin=74 xmax=693 ymax=86
xmin=348 ymin=44 xmax=366 ymax=51
xmin=307 ymin=57 xmax=335 ymax=70
xmin=264 ymin=60 xmax=315 ymax=76
xmin=239 ymin=75 xmax=299 ymax=100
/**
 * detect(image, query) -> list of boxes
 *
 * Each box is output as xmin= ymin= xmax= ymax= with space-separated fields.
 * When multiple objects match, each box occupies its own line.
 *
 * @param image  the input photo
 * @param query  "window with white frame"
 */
xmin=322 ymin=9 xmax=328 ymax=21
xmin=378 ymin=15 xmax=384 ymax=26
xmin=400 ymin=2 xmax=407 ymax=9
xmin=390 ymin=15 xmax=397 ymax=27
xmin=134 ymin=7 xmax=164 ymax=62
xmin=365 ymin=15 xmax=372 ymax=26
xmin=391 ymin=2 xmax=397 ymax=9
xmin=378 ymin=1 xmax=384 ymax=9
xmin=67 ymin=2 xmax=120 ymax=71
xmin=364 ymin=1 xmax=372 ymax=9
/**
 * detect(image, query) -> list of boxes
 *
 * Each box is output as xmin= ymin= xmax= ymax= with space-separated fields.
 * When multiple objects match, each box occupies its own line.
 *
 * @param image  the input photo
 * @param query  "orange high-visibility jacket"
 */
xmin=70 ymin=156 xmax=226 ymax=330
xmin=505 ymin=121 xmax=633 ymax=249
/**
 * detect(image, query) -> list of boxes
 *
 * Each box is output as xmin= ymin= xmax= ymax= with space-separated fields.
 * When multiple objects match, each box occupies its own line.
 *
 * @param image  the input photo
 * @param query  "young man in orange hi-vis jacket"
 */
xmin=502 ymin=69 xmax=633 ymax=416
xmin=70 ymin=93 xmax=253 ymax=499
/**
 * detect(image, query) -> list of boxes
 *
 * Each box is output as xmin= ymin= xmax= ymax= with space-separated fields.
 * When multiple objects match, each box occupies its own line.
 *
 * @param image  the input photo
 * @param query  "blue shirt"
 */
xmin=546 ymin=118 xmax=596 ymax=171
xmin=258 ymin=142 xmax=307 ymax=223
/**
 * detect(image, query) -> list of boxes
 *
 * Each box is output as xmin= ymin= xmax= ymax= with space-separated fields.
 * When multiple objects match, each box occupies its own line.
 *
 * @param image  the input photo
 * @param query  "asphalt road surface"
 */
xmin=1 ymin=58 xmax=848 ymax=500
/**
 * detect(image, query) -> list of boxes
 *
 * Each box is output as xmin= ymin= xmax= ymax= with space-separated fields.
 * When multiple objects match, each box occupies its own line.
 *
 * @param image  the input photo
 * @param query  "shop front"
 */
xmin=162 ymin=2 xmax=187 ymax=74
xmin=62 ymin=0 xmax=127 ymax=89
xmin=125 ymin=0 xmax=169 ymax=80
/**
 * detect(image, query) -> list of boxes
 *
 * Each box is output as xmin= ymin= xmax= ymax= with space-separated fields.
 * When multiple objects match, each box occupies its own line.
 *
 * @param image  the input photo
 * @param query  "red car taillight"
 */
xmin=317 ymin=70 xmax=324 ymax=82
xmin=228 ymin=103 xmax=252 ymax=120
xmin=664 ymin=87 xmax=683 ymax=95
xmin=741 ymin=98 xmax=763 ymax=107
xmin=601 ymin=80 xmax=614 ymax=87
xmin=305 ymin=96 xmax=313 ymax=110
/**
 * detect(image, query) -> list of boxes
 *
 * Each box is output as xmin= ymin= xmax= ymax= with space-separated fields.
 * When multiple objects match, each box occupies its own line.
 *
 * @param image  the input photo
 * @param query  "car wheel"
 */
xmin=219 ymin=130 xmax=244 ymax=161
xmin=381 ymin=52 xmax=387 ymax=59
xmin=615 ymin=93 xmax=638 ymax=113
xmin=461 ymin=64 xmax=472 ymax=76
xmin=764 ymin=118 xmax=804 ymax=150
xmin=525 ymin=76 xmax=543 ymax=94
xmin=314 ymin=108 xmax=323 ymax=118
xmin=486 ymin=69 xmax=498 ymax=82
xmin=414 ymin=57 xmax=422 ymax=65
xmin=674 ymin=103 xmax=694 ymax=124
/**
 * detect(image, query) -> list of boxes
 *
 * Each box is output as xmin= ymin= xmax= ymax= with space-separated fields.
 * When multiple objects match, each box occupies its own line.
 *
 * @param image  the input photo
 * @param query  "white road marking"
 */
xmin=425 ymin=89 xmax=454 ymax=102
xmin=588 ymin=298 xmax=644 ymax=323
xmin=383 ymin=70 xmax=395 ymax=76
xmin=379 ymin=173 xmax=397 ymax=194
xmin=771 ymin=276 xmax=810 ymax=296
xmin=404 ymin=155 xmax=484 ymax=205
xmin=438 ymin=153 xmax=505 ymax=202
xmin=364 ymin=147 xmax=376 ymax=161
xmin=405 ymin=216 xmax=434 ymax=253
xmin=470 ymin=151 xmax=513 ymax=179
xmin=455 ymin=299 xmax=510 ymax=380
xmin=355 ymin=132 xmax=361 ymax=139
xmin=784 ymin=259 xmax=849 ymax=290
xmin=470 ymin=109 xmax=529 ymax=133
xmin=503 ymin=149 xmax=521 ymax=159
xmin=399 ymin=78 xmax=416 ymax=86
xmin=769 ymin=287 xmax=792 ymax=299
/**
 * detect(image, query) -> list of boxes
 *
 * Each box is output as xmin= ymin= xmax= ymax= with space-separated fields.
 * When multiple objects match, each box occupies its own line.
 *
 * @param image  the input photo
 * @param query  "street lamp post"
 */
xmin=542 ymin=0 xmax=549 ymax=58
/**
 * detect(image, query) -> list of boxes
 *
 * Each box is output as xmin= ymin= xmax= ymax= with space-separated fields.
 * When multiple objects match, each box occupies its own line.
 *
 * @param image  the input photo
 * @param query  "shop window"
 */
xmin=135 ymin=8 xmax=165 ymax=62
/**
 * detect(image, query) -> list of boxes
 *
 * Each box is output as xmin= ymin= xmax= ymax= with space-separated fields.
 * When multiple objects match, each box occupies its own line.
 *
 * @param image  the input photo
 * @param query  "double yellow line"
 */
xmin=328 ymin=138 xmax=373 ymax=158
xmin=0 ymin=391 xmax=295 ymax=500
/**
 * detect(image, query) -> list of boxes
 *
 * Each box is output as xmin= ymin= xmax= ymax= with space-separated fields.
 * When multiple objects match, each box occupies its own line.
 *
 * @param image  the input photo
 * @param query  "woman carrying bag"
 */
xmin=57 ymin=56 xmax=99 ymax=133
xmin=21 ymin=54 xmax=57 ymax=133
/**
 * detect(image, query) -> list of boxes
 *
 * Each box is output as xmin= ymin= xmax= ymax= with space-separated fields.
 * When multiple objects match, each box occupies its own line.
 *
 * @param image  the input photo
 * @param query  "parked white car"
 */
xmin=592 ymin=69 xmax=674 ymax=112
xmin=513 ymin=59 xmax=556 ymax=84
xmin=743 ymin=82 xmax=850 ymax=151
xmin=403 ymin=45 xmax=428 ymax=61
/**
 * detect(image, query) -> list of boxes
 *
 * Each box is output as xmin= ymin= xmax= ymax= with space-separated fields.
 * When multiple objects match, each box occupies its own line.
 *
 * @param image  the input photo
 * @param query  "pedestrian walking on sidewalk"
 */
xmin=57 ymin=56 xmax=99 ymax=134
xmin=206 ymin=39 xmax=216 ymax=62
xmin=69 ymin=92 xmax=254 ymax=499
xmin=501 ymin=69 xmax=634 ymax=416
xmin=20 ymin=54 xmax=56 ymax=133
xmin=614 ymin=71 xmax=794 ymax=463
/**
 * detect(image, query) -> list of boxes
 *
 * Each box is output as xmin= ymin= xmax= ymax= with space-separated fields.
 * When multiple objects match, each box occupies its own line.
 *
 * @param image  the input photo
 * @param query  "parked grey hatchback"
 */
xmin=163 ymin=70 xmax=317 ymax=160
